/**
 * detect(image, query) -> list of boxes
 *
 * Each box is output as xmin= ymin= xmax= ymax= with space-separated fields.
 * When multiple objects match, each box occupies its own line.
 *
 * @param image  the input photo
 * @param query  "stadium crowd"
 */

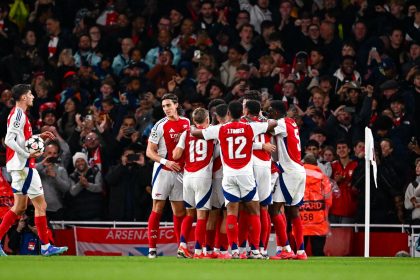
xmin=0 ymin=0 xmax=420 ymax=245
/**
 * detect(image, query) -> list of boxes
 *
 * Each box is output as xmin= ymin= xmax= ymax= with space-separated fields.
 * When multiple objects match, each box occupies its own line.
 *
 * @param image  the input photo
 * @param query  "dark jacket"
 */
xmin=106 ymin=163 xmax=152 ymax=221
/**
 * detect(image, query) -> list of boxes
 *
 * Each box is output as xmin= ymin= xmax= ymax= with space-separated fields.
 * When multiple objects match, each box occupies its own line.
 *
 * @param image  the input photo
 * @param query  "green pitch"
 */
xmin=1 ymin=257 xmax=419 ymax=280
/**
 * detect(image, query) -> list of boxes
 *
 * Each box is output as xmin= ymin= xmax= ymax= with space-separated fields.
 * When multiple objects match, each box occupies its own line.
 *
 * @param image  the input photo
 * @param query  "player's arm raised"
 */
xmin=173 ymin=131 xmax=187 ymax=161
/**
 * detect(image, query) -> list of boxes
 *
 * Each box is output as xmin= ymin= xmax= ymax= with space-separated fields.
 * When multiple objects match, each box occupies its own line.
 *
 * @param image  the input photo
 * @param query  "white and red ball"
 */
xmin=25 ymin=135 xmax=45 ymax=154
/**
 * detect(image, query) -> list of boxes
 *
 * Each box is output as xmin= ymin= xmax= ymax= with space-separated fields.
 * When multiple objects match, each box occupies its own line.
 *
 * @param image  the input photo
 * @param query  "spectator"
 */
xmin=220 ymin=44 xmax=247 ymax=87
xmin=36 ymin=141 xmax=71 ymax=220
xmin=405 ymin=158 xmax=420 ymax=224
xmin=329 ymin=140 xmax=359 ymax=223
xmin=73 ymin=34 xmax=101 ymax=68
xmin=146 ymin=48 xmax=177 ymax=90
xmin=112 ymin=37 xmax=134 ymax=77
xmin=145 ymin=30 xmax=181 ymax=69
xmin=0 ymin=3 xmax=19 ymax=58
xmin=88 ymin=25 xmax=107 ymax=57
xmin=106 ymin=147 xmax=152 ymax=221
xmin=319 ymin=20 xmax=342 ymax=65
xmin=7 ymin=207 xmax=43 ymax=255
xmin=305 ymin=140 xmax=332 ymax=177
xmin=68 ymin=152 xmax=104 ymax=221
xmin=238 ymin=0 xmax=272 ymax=34
xmin=301 ymin=153 xmax=332 ymax=256
xmin=57 ymin=97 xmax=81 ymax=141
xmin=40 ymin=16 xmax=72 ymax=70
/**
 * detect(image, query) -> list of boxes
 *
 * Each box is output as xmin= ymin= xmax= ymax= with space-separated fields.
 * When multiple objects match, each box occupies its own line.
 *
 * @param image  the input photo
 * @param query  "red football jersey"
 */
xmin=177 ymin=128 xmax=214 ymax=177
xmin=273 ymin=117 xmax=304 ymax=173
xmin=202 ymin=121 xmax=268 ymax=176
xmin=149 ymin=116 xmax=190 ymax=171
xmin=241 ymin=116 xmax=271 ymax=162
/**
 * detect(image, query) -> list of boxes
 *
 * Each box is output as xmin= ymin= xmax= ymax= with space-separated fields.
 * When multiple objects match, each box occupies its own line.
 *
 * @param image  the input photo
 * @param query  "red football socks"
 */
xmin=173 ymin=214 xmax=185 ymax=245
xmin=272 ymin=213 xmax=288 ymax=247
xmin=292 ymin=216 xmax=304 ymax=251
xmin=180 ymin=215 xmax=193 ymax=245
xmin=147 ymin=211 xmax=161 ymax=248
xmin=219 ymin=233 xmax=228 ymax=251
xmin=248 ymin=214 xmax=261 ymax=251
xmin=226 ymin=215 xmax=239 ymax=250
xmin=195 ymin=219 xmax=207 ymax=249
xmin=205 ymin=229 xmax=216 ymax=251
xmin=0 ymin=210 xmax=19 ymax=240
xmin=260 ymin=208 xmax=270 ymax=249
xmin=34 ymin=216 xmax=50 ymax=245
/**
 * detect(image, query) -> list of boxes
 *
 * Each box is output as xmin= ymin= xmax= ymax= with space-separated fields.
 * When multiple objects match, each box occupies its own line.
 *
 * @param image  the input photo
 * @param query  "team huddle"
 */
xmin=0 ymin=84 xmax=306 ymax=259
xmin=146 ymin=92 xmax=307 ymax=260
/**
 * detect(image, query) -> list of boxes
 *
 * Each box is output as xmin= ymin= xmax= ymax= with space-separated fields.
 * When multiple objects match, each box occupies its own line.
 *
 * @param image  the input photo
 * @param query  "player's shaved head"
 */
xmin=192 ymin=108 xmax=209 ymax=124
xmin=245 ymin=100 xmax=261 ymax=116
xmin=12 ymin=84 xmax=31 ymax=101
xmin=228 ymin=101 xmax=243 ymax=119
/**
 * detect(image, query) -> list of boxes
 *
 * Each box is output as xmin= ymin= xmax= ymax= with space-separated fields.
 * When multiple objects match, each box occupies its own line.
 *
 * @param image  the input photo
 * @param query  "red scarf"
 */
xmin=48 ymin=36 xmax=59 ymax=57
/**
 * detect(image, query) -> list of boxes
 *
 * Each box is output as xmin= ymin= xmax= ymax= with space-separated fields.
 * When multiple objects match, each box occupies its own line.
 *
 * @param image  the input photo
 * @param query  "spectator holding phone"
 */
xmin=36 ymin=141 xmax=71 ymax=220
xmin=115 ymin=115 xmax=141 ymax=154
xmin=106 ymin=146 xmax=152 ymax=221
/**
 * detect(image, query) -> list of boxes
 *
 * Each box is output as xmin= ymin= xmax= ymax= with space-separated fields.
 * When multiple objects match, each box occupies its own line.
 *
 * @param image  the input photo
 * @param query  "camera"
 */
xmin=127 ymin=153 xmax=140 ymax=162
xmin=125 ymin=127 xmax=136 ymax=135
xmin=46 ymin=157 xmax=59 ymax=164
xmin=344 ymin=106 xmax=356 ymax=113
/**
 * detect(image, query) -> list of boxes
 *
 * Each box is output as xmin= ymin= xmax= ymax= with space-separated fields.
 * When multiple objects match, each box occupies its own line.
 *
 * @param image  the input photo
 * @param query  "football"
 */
xmin=25 ymin=135 xmax=45 ymax=154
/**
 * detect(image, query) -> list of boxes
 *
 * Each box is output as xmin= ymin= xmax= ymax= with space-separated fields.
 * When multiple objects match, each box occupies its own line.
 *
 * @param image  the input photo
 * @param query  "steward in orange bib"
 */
xmin=299 ymin=154 xmax=332 ymax=256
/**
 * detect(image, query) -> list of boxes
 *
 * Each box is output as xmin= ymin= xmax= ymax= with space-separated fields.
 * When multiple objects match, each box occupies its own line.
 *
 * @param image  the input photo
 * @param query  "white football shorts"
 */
xmin=272 ymin=171 xmax=306 ymax=206
xmin=151 ymin=164 xmax=183 ymax=201
xmin=183 ymin=177 xmax=212 ymax=210
xmin=10 ymin=167 xmax=43 ymax=199
xmin=222 ymin=175 xmax=259 ymax=205
xmin=253 ymin=165 xmax=272 ymax=206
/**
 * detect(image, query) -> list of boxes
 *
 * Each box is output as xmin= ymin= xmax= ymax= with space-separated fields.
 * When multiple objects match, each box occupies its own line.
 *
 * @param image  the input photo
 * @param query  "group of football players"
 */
xmin=146 ymin=91 xmax=307 ymax=260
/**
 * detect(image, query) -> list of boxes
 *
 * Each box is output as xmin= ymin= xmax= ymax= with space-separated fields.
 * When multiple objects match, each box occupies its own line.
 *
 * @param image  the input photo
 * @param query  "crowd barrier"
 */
xmin=50 ymin=221 xmax=420 ymax=257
